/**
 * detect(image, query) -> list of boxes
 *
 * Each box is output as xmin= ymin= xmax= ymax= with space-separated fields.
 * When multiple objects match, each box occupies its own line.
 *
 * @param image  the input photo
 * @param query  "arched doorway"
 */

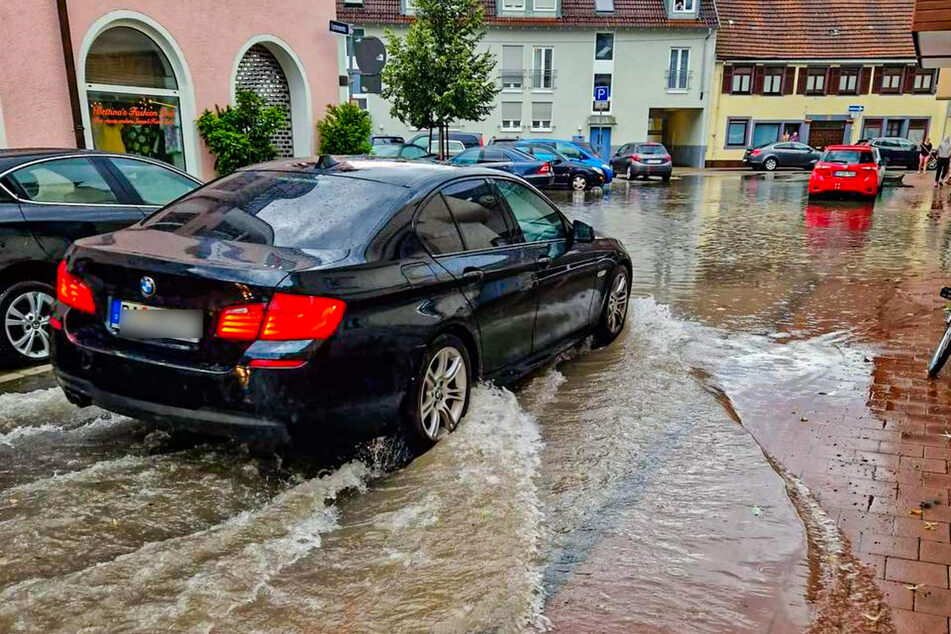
xmin=80 ymin=18 xmax=195 ymax=172
xmin=235 ymin=45 xmax=294 ymax=158
xmin=232 ymin=37 xmax=313 ymax=157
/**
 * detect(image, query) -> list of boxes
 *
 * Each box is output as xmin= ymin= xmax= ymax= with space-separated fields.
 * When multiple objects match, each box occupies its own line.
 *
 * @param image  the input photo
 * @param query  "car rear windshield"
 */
xmin=822 ymin=150 xmax=874 ymax=164
xmin=140 ymin=170 xmax=404 ymax=251
xmin=636 ymin=144 xmax=667 ymax=155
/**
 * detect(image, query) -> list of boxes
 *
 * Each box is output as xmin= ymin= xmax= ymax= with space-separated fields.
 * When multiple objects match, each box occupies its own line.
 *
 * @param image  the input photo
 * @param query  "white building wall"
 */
xmin=342 ymin=25 xmax=716 ymax=166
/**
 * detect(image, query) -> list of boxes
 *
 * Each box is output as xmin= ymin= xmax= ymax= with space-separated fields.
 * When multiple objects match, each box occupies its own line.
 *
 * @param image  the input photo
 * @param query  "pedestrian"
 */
xmin=791 ymin=130 xmax=799 ymax=142
xmin=920 ymin=136 xmax=933 ymax=174
xmin=781 ymin=131 xmax=790 ymax=142
xmin=935 ymin=138 xmax=951 ymax=187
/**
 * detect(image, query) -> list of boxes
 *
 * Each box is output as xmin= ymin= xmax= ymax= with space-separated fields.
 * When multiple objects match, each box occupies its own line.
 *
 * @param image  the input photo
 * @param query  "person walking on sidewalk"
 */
xmin=920 ymin=136 xmax=933 ymax=174
xmin=935 ymin=138 xmax=951 ymax=187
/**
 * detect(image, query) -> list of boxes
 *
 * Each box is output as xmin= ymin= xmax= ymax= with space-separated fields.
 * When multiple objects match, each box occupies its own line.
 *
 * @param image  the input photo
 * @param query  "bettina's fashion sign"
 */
xmin=90 ymin=101 xmax=176 ymax=126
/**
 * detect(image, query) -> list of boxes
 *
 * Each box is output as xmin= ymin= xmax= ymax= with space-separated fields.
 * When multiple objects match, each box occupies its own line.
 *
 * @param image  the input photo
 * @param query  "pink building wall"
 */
xmin=0 ymin=0 xmax=340 ymax=179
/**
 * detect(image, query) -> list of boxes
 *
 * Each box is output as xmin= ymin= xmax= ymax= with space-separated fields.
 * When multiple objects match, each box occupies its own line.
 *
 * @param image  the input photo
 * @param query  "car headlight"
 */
xmin=602 ymin=164 xmax=610 ymax=171
xmin=592 ymin=167 xmax=603 ymax=175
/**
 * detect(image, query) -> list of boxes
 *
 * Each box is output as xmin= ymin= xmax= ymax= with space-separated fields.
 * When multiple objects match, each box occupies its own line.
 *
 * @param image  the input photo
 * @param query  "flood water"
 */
xmin=0 ymin=170 xmax=945 ymax=632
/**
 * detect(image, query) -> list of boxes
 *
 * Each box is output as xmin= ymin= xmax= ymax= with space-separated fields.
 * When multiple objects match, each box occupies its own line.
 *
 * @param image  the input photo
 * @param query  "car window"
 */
xmin=371 ymin=144 xmax=402 ymax=157
xmin=416 ymin=194 xmax=464 ymax=254
xmin=8 ymin=158 xmax=118 ymax=204
xmin=142 ymin=170 xmax=404 ymax=252
xmin=553 ymin=143 xmax=583 ymax=160
xmin=774 ymin=143 xmax=792 ymax=150
xmin=400 ymin=145 xmax=428 ymax=159
xmin=109 ymin=157 xmax=196 ymax=205
xmin=480 ymin=149 xmax=508 ymax=162
xmin=635 ymin=144 xmax=667 ymax=155
xmin=495 ymin=179 xmax=566 ymax=243
xmin=441 ymin=179 xmax=517 ymax=251
xmin=452 ymin=148 xmax=480 ymax=165
xmin=793 ymin=143 xmax=812 ymax=151
xmin=822 ymin=149 xmax=874 ymax=164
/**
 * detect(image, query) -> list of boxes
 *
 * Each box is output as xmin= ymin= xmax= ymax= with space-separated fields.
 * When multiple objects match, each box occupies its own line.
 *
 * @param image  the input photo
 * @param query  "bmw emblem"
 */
xmin=140 ymin=276 xmax=156 ymax=298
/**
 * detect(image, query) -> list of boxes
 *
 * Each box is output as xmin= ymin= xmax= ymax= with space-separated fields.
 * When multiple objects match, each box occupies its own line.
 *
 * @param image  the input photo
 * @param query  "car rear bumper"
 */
xmin=630 ymin=162 xmax=673 ymax=177
xmin=52 ymin=327 xmax=410 ymax=443
xmin=524 ymin=174 xmax=556 ymax=188
xmin=808 ymin=173 xmax=878 ymax=196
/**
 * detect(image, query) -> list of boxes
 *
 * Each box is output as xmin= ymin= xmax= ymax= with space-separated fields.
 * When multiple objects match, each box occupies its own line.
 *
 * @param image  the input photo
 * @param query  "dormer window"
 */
xmin=501 ymin=0 xmax=525 ymax=9
xmin=673 ymin=0 xmax=695 ymax=12
xmin=533 ymin=0 xmax=556 ymax=12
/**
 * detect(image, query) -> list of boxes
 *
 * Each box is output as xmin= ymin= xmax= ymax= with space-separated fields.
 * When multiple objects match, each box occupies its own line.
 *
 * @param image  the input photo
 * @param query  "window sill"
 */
xmin=666 ymin=88 xmax=689 ymax=94
xmin=501 ymin=127 xmax=523 ymax=133
xmin=531 ymin=127 xmax=553 ymax=132
xmin=502 ymin=87 xmax=524 ymax=93
xmin=531 ymin=88 xmax=555 ymax=94
xmin=730 ymin=91 xmax=752 ymax=96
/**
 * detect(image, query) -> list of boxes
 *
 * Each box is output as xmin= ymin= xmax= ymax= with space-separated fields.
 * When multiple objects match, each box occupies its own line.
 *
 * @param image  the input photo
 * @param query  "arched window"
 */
xmin=235 ymin=45 xmax=294 ymax=158
xmin=84 ymin=26 xmax=186 ymax=170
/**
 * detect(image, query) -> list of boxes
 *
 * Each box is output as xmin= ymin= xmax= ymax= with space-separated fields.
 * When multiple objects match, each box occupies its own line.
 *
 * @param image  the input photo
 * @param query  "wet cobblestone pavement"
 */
xmin=4 ymin=169 xmax=951 ymax=632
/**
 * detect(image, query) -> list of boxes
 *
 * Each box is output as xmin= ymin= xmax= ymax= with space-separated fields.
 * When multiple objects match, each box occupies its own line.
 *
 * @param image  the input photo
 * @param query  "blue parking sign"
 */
xmin=594 ymin=85 xmax=610 ymax=102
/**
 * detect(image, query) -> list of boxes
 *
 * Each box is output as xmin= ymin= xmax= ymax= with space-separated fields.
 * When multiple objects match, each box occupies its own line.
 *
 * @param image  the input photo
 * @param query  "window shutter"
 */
xmin=722 ymin=65 xmax=733 ymax=93
xmin=902 ymin=65 xmax=916 ymax=94
xmin=753 ymin=66 xmax=765 ymax=94
xmin=797 ymin=66 xmax=808 ymax=94
xmin=782 ymin=67 xmax=796 ymax=94
xmin=827 ymin=67 xmax=840 ymax=96
xmin=859 ymin=66 xmax=872 ymax=94
xmin=872 ymin=66 xmax=883 ymax=94
xmin=501 ymin=101 xmax=521 ymax=120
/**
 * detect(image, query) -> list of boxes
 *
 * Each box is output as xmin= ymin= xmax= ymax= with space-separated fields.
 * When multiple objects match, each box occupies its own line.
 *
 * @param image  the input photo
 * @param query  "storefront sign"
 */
xmin=90 ymin=102 xmax=176 ymax=126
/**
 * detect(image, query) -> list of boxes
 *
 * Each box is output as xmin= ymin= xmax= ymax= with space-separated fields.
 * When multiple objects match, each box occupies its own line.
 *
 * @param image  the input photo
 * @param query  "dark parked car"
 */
xmin=409 ymin=131 xmax=484 ymax=150
xmin=448 ymin=147 xmax=555 ymax=188
xmin=0 ymin=149 xmax=200 ymax=364
xmin=52 ymin=158 xmax=630 ymax=451
xmin=610 ymin=142 xmax=673 ymax=181
xmin=370 ymin=143 xmax=435 ymax=160
xmin=743 ymin=142 xmax=821 ymax=171
xmin=865 ymin=137 xmax=928 ymax=169
xmin=516 ymin=143 xmax=606 ymax=190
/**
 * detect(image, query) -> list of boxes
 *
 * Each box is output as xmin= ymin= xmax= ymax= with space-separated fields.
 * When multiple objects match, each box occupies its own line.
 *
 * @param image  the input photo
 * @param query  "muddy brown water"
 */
xmin=0 ymin=171 xmax=942 ymax=632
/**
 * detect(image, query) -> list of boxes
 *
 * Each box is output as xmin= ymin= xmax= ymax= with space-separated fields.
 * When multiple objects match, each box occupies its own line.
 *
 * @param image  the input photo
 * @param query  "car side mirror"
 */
xmin=572 ymin=220 xmax=595 ymax=243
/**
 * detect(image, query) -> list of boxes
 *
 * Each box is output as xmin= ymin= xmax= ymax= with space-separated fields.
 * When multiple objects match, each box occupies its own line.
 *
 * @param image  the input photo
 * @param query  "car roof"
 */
xmin=0 ymin=148 xmax=198 ymax=178
xmin=823 ymin=145 xmax=874 ymax=151
xmin=241 ymin=156 xmax=506 ymax=189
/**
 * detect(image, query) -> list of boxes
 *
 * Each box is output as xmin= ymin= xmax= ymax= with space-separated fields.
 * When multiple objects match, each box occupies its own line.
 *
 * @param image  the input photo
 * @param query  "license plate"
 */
xmin=109 ymin=299 xmax=202 ymax=342
xmin=834 ymin=170 xmax=855 ymax=177
xmin=647 ymin=159 xmax=663 ymax=164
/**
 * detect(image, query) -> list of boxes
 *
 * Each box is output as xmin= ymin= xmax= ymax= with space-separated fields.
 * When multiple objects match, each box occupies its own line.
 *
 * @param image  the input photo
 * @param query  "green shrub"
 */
xmin=196 ymin=90 xmax=286 ymax=175
xmin=317 ymin=103 xmax=372 ymax=155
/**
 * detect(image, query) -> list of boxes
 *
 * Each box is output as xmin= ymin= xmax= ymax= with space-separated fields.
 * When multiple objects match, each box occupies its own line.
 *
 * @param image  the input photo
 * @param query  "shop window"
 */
xmin=731 ymin=66 xmax=752 ymax=94
xmin=751 ymin=122 xmax=780 ymax=148
xmin=85 ymin=27 xmax=185 ymax=171
xmin=908 ymin=119 xmax=929 ymax=144
xmin=862 ymin=119 xmax=883 ymax=140
xmin=726 ymin=119 xmax=749 ymax=147
xmin=885 ymin=120 xmax=904 ymax=137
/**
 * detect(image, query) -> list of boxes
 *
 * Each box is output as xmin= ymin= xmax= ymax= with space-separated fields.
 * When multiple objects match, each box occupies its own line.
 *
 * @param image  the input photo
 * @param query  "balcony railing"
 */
xmin=531 ymin=69 xmax=557 ymax=90
xmin=500 ymin=69 xmax=526 ymax=89
xmin=665 ymin=69 xmax=693 ymax=91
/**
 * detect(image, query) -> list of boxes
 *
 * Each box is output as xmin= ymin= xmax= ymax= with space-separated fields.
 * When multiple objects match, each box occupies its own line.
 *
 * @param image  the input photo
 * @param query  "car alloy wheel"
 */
xmin=572 ymin=174 xmax=589 ymax=191
xmin=764 ymin=158 xmax=778 ymax=171
xmin=606 ymin=272 xmax=629 ymax=335
xmin=5 ymin=288 xmax=53 ymax=360
xmin=419 ymin=345 xmax=468 ymax=440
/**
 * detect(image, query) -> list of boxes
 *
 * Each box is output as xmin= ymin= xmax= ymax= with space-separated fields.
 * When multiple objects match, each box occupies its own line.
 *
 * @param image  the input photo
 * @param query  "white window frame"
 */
xmin=667 ymin=48 xmax=689 ymax=92
xmin=501 ymin=45 xmax=524 ymax=92
xmin=594 ymin=33 xmax=614 ymax=61
xmin=732 ymin=67 xmax=752 ymax=94
xmin=672 ymin=0 xmax=695 ymax=12
xmin=839 ymin=70 xmax=858 ymax=94
xmin=533 ymin=0 xmax=557 ymax=12
xmin=915 ymin=72 xmax=933 ymax=91
xmin=502 ymin=0 xmax=526 ymax=9
xmin=881 ymin=70 xmax=902 ymax=92
xmin=501 ymin=102 xmax=522 ymax=132
xmin=806 ymin=71 xmax=825 ymax=94
xmin=532 ymin=46 xmax=554 ymax=92
xmin=763 ymin=69 xmax=783 ymax=95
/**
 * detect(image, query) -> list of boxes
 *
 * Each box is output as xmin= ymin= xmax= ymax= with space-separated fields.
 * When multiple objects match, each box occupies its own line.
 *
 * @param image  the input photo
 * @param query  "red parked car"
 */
xmin=808 ymin=145 xmax=885 ymax=199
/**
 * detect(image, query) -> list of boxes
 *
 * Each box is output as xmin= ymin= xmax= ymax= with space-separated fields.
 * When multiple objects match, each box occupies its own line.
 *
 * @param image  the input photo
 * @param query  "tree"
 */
xmin=196 ymin=90 xmax=286 ymax=175
xmin=317 ymin=102 xmax=373 ymax=154
xmin=382 ymin=0 xmax=499 ymax=158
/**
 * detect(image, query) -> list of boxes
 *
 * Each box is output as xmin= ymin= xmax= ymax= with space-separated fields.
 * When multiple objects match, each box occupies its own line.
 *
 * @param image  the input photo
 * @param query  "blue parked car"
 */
xmin=448 ymin=147 xmax=554 ymax=188
xmin=512 ymin=139 xmax=614 ymax=183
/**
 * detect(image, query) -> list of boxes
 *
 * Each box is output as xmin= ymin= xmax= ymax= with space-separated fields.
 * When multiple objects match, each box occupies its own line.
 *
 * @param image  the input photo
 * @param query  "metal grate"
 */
xmin=235 ymin=45 xmax=294 ymax=158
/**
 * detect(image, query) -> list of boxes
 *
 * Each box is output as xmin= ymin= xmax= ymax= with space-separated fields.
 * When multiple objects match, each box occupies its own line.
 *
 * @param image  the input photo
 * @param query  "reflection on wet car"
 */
xmin=51 ymin=158 xmax=631 ymax=450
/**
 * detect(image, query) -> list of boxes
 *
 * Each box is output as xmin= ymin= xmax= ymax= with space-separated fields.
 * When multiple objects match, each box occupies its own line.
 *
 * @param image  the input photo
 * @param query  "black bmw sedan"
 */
xmin=51 ymin=158 xmax=631 ymax=449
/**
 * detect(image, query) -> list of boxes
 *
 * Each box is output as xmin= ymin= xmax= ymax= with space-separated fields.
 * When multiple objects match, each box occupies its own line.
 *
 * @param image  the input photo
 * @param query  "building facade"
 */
xmin=0 ymin=0 xmax=340 ymax=179
xmin=337 ymin=0 xmax=719 ymax=166
xmin=707 ymin=0 xmax=948 ymax=167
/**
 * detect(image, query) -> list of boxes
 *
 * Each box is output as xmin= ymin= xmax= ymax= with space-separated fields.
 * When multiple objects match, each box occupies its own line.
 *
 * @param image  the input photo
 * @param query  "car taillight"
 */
xmin=216 ymin=293 xmax=346 ymax=341
xmin=479 ymin=136 xmax=484 ymax=147
xmin=539 ymin=162 xmax=551 ymax=174
xmin=248 ymin=359 xmax=307 ymax=369
xmin=630 ymin=154 xmax=641 ymax=161
xmin=216 ymin=303 xmax=266 ymax=340
xmin=750 ymin=149 xmax=761 ymax=156
xmin=663 ymin=155 xmax=671 ymax=161
xmin=56 ymin=260 xmax=95 ymax=314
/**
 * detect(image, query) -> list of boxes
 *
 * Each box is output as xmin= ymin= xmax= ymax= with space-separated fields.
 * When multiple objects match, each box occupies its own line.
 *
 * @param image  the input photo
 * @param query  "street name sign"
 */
xmin=329 ymin=20 xmax=351 ymax=36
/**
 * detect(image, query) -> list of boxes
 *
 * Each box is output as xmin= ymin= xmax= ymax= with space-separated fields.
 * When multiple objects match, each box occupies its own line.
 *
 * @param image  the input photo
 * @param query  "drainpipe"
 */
xmin=56 ymin=0 xmax=86 ymax=148
xmin=698 ymin=27 xmax=713 ymax=167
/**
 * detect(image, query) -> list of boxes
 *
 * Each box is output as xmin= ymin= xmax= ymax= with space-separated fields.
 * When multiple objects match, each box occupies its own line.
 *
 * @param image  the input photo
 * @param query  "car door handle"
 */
xmin=536 ymin=255 xmax=552 ymax=269
xmin=462 ymin=267 xmax=484 ymax=283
